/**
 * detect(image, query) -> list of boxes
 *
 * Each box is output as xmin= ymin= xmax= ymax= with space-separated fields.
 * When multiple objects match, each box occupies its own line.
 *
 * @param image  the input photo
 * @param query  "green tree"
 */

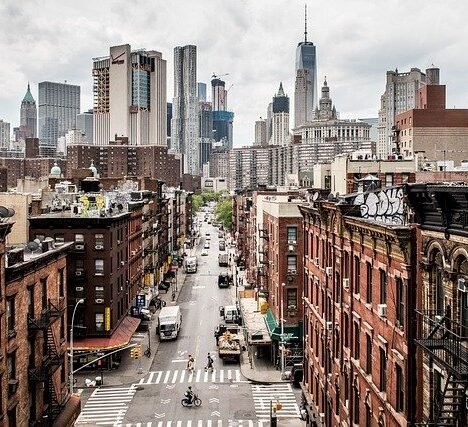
xmin=192 ymin=194 xmax=203 ymax=214
xmin=215 ymin=198 xmax=233 ymax=229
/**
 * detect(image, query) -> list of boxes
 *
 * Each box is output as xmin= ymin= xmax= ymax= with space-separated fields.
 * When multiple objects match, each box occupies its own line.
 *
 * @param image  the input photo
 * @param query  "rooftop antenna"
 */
xmin=304 ymin=3 xmax=308 ymax=43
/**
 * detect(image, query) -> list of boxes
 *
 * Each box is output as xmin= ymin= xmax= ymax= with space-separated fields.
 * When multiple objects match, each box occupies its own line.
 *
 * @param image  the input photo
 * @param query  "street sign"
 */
xmin=136 ymin=294 xmax=146 ymax=307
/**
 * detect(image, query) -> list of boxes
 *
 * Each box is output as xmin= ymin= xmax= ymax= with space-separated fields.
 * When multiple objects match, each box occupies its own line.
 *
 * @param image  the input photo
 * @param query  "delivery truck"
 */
xmin=158 ymin=306 xmax=182 ymax=340
xmin=183 ymin=256 xmax=198 ymax=273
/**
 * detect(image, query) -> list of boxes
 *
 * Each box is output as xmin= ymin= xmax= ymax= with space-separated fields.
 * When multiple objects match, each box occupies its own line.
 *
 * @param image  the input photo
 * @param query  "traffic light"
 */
xmin=130 ymin=345 xmax=142 ymax=359
xmin=272 ymin=401 xmax=283 ymax=411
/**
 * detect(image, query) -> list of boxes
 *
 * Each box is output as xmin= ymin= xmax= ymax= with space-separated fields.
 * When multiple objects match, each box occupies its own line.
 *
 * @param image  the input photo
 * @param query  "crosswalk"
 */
xmin=138 ymin=369 xmax=246 ymax=385
xmin=123 ymin=421 xmax=267 ymax=427
xmin=75 ymin=384 xmax=138 ymax=425
xmin=251 ymin=383 xmax=300 ymax=419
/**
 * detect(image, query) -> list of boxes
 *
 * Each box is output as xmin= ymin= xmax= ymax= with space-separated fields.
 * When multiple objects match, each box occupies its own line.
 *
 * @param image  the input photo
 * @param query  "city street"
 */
xmin=76 ymin=216 xmax=302 ymax=426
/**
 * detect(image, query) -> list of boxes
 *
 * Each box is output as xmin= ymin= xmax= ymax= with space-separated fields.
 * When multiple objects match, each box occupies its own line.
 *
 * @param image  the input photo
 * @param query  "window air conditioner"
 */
xmin=326 ymin=321 xmax=333 ymax=331
xmin=75 ymin=270 xmax=83 ymax=276
xmin=95 ymin=299 xmax=104 ymax=304
xmin=95 ymin=245 xmax=104 ymax=250
xmin=326 ymin=267 xmax=333 ymax=277
xmin=377 ymin=304 xmax=387 ymax=318
xmin=75 ymin=244 xmax=85 ymax=250
xmin=288 ymin=269 xmax=297 ymax=275
xmin=288 ymin=240 xmax=297 ymax=245
xmin=458 ymin=278 xmax=466 ymax=292
xmin=76 ymin=286 xmax=84 ymax=292
xmin=131 ymin=250 xmax=136 ymax=256
xmin=343 ymin=278 xmax=350 ymax=289
xmin=288 ymin=245 xmax=295 ymax=252
xmin=314 ymin=257 xmax=319 ymax=265
xmin=435 ymin=315 xmax=444 ymax=324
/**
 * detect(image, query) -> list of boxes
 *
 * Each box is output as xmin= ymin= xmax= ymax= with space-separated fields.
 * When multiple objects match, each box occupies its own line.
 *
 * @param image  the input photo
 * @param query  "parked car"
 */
xmin=290 ymin=363 xmax=304 ymax=387
xmin=204 ymin=242 xmax=210 ymax=249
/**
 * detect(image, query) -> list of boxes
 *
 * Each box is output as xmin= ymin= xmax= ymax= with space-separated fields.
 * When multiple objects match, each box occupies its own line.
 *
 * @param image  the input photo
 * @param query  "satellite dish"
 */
xmin=312 ymin=192 xmax=319 ymax=201
xmin=0 ymin=206 xmax=8 ymax=218
xmin=34 ymin=238 xmax=42 ymax=244
xmin=6 ymin=208 xmax=15 ymax=217
xmin=27 ymin=241 xmax=40 ymax=252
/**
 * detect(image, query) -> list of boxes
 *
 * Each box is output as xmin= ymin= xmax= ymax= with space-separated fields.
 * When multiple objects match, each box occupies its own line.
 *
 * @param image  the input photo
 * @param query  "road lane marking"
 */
xmin=171 ymin=370 xmax=178 ymax=383
xmin=163 ymin=371 xmax=171 ymax=383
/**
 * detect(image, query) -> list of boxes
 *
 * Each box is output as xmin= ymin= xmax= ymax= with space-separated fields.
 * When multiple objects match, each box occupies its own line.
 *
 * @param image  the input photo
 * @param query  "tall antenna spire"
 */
xmin=304 ymin=3 xmax=308 ymax=43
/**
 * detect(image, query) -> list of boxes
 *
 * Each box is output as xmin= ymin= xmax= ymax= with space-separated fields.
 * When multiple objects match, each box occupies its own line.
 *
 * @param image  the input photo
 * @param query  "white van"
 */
xmin=220 ymin=305 xmax=240 ymax=324
xmin=158 ymin=306 xmax=182 ymax=340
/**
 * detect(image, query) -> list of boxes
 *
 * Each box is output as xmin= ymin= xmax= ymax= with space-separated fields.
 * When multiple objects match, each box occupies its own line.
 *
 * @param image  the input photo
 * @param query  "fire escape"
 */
xmin=28 ymin=298 xmax=67 ymax=424
xmin=258 ymin=227 xmax=269 ymax=292
xmin=416 ymin=309 xmax=468 ymax=426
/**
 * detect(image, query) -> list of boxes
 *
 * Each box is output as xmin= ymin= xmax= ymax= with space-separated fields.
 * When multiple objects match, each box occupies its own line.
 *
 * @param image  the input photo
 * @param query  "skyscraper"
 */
xmin=294 ymin=4 xmax=317 ymax=126
xmin=0 ymin=119 xmax=10 ymax=148
xmin=270 ymin=83 xmax=290 ymax=146
xmin=377 ymin=67 xmax=433 ymax=158
xmin=76 ymin=109 xmax=93 ymax=144
xmin=38 ymin=81 xmax=80 ymax=156
xmin=92 ymin=44 xmax=167 ymax=146
xmin=211 ymin=77 xmax=234 ymax=150
xmin=254 ymin=119 xmax=267 ymax=147
xmin=18 ymin=83 xmax=37 ymax=140
xmin=172 ymin=45 xmax=199 ymax=175
xmin=197 ymin=82 xmax=207 ymax=102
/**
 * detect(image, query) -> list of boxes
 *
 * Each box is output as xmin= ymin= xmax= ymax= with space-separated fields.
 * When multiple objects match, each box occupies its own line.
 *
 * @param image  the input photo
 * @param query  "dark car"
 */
xmin=218 ymin=273 xmax=230 ymax=288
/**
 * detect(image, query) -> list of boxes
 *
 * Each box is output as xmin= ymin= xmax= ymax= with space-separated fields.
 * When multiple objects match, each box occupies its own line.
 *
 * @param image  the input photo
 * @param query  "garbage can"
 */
xmin=95 ymin=376 xmax=102 ymax=386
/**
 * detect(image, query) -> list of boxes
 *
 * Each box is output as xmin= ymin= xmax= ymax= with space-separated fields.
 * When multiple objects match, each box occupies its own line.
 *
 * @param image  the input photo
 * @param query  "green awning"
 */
xmin=264 ymin=309 xmax=302 ymax=341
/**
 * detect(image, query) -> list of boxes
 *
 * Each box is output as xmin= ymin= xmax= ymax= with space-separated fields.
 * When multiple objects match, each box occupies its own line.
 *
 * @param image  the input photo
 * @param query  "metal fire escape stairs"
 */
xmin=28 ymin=298 xmax=67 ymax=424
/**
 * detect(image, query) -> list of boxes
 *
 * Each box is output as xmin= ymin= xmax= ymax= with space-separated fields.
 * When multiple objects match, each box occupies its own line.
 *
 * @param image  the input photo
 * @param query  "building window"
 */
xmin=396 ymin=278 xmax=405 ymax=327
xmin=431 ymin=253 xmax=444 ymax=312
xmin=54 ymin=234 xmax=65 ymax=245
xmin=354 ymin=322 xmax=360 ymax=360
xmin=344 ymin=252 xmax=350 ymax=278
xmin=41 ymin=277 xmax=48 ymax=309
xmin=287 ymin=227 xmax=297 ymax=242
xmin=58 ymin=268 xmax=65 ymax=298
xmin=95 ymin=259 xmax=104 ymax=275
xmin=396 ymin=364 xmax=405 ymax=412
xmin=7 ymin=297 xmax=16 ymax=336
xmin=95 ymin=233 xmax=104 ymax=249
xmin=287 ymin=255 xmax=297 ymax=273
xmin=344 ymin=312 xmax=349 ymax=348
xmin=366 ymin=262 xmax=372 ymax=304
xmin=95 ymin=286 xmax=105 ymax=301
xmin=379 ymin=269 xmax=387 ymax=305
xmin=354 ymin=256 xmax=361 ymax=294
xmin=385 ymin=174 xmax=393 ymax=187
xmin=28 ymin=286 xmax=35 ymax=318
xmin=75 ymin=233 xmax=84 ymax=243
xmin=7 ymin=352 xmax=17 ymax=395
xmin=286 ymin=288 xmax=297 ymax=311
xmin=365 ymin=403 xmax=372 ymax=427
xmin=353 ymin=387 xmax=360 ymax=424
xmin=95 ymin=313 xmax=104 ymax=332
xmin=366 ymin=334 xmax=372 ymax=375
xmin=379 ymin=347 xmax=387 ymax=392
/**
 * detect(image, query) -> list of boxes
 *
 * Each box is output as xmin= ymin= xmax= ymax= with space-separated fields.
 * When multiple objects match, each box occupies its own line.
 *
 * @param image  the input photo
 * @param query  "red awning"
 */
xmin=52 ymin=394 xmax=81 ymax=427
xmin=72 ymin=316 xmax=141 ymax=351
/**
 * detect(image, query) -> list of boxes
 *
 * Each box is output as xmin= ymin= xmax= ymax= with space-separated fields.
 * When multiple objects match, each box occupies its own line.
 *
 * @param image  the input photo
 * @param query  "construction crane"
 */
xmin=212 ymin=72 xmax=230 ymax=80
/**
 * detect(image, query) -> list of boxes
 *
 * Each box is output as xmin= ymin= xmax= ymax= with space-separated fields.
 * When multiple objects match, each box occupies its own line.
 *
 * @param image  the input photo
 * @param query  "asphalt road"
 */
xmin=122 ymin=219 xmax=258 ymax=425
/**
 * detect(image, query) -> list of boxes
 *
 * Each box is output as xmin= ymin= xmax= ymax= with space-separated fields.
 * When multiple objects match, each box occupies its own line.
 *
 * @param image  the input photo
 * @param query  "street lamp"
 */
xmin=70 ymin=298 xmax=84 ymax=395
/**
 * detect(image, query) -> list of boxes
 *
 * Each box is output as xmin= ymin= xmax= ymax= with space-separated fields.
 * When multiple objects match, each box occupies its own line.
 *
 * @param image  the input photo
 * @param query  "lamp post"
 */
xmin=70 ymin=298 xmax=84 ymax=395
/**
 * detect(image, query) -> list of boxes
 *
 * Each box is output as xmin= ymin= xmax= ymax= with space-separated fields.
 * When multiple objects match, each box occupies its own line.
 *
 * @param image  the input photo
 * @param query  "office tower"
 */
xmin=0 ymin=119 xmax=10 ymax=148
xmin=377 ymin=67 xmax=432 ymax=158
xmin=270 ymin=83 xmax=290 ymax=146
xmin=38 ymin=81 xmax=80 ymax=155
xmin=255 ymin=118 xmax=267 ymax=147
xmin=92 ymin=44 xmax=167 ymax=146
xmin=17 ymin=83 xmax=37 ymax=140
xmin=295 ymin=3 xmax=318 ymax=123
xmin=266 ymin=102 xmax=273 ymax=143
xmin=199 ymin=101 xmax=213 ymax=168
xmin=197 ymin=83 xmax=207 ymax=102
xmin=172 ymin=45 xmax=199 ymax=175
xmin=211 ymin=77 xmax=234 ymax=150
xmin=76 ymin=109 xmax=93 ymax=144
xmin=294 ymin=68 xmax=313 ymax=127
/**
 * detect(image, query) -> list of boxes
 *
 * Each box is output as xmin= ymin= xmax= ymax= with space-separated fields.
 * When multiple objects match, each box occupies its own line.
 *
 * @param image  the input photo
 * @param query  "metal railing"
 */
xmin=415 ymin=310 xmax=468 ymax=378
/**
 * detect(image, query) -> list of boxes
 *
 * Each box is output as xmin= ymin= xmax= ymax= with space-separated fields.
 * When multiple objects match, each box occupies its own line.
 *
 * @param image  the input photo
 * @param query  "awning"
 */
xmin=264 ymin=309 xmax=302 ymax=341
xmin=72 ymin=316 xmax=141 ymax=351
xmin=52 ymin=394 xmax=81 ymax=427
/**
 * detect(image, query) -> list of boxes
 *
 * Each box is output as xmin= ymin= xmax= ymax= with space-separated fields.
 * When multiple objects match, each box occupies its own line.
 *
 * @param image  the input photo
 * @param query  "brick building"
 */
xmin=66 ymin=142 xmax=180 ymax=187
xmin=395 ymin=83 xmax=468 ymax=163
xmin=299 ymin=186 xmax=418 ymax=426
xmin=407 ymin=184 xmax=468 ymax=426
xmin=0 ymin=221 xmax=80 ymax=425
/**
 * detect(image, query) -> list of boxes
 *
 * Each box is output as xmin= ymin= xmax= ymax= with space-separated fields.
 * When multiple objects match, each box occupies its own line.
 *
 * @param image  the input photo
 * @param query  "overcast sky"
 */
xmin=1 ymin=0 xmax=467 ymax=147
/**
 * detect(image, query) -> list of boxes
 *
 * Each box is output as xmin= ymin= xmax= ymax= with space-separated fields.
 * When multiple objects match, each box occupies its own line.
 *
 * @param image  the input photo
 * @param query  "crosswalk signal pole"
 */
xmin=270 ymin=401 xmax=277 ymax=427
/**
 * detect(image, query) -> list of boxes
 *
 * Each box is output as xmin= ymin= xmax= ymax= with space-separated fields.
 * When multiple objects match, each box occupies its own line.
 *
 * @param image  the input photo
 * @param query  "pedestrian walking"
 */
xmin=187 ymin=354 xmax=195 ymax=372
xmin=205 ymin=353 xmax=214 ymax=372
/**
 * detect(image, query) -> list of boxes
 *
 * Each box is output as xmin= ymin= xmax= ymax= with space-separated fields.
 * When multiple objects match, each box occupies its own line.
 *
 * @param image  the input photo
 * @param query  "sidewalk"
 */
xmin=75 ymin=266 xmax=188 ymax=389
xmin=227 ymin=245 xmax=286 ymax=385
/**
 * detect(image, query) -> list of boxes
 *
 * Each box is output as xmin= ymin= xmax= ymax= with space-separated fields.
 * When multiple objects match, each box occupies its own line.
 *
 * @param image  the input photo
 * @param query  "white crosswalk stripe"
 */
xmin=76 ymin=384 xmax=137 ymax=425
xmin=138 ymin=369 xmax=246 ymax=385
xmin=123 ymin=421 xmax=265 ymax=427
xmin=251 ymin=383 xmax=300 ymax=419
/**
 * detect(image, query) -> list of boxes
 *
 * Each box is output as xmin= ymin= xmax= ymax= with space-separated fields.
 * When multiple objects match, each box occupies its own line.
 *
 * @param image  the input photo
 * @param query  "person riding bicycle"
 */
xmin=185 ymin=386 xmax=194 ymax=404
